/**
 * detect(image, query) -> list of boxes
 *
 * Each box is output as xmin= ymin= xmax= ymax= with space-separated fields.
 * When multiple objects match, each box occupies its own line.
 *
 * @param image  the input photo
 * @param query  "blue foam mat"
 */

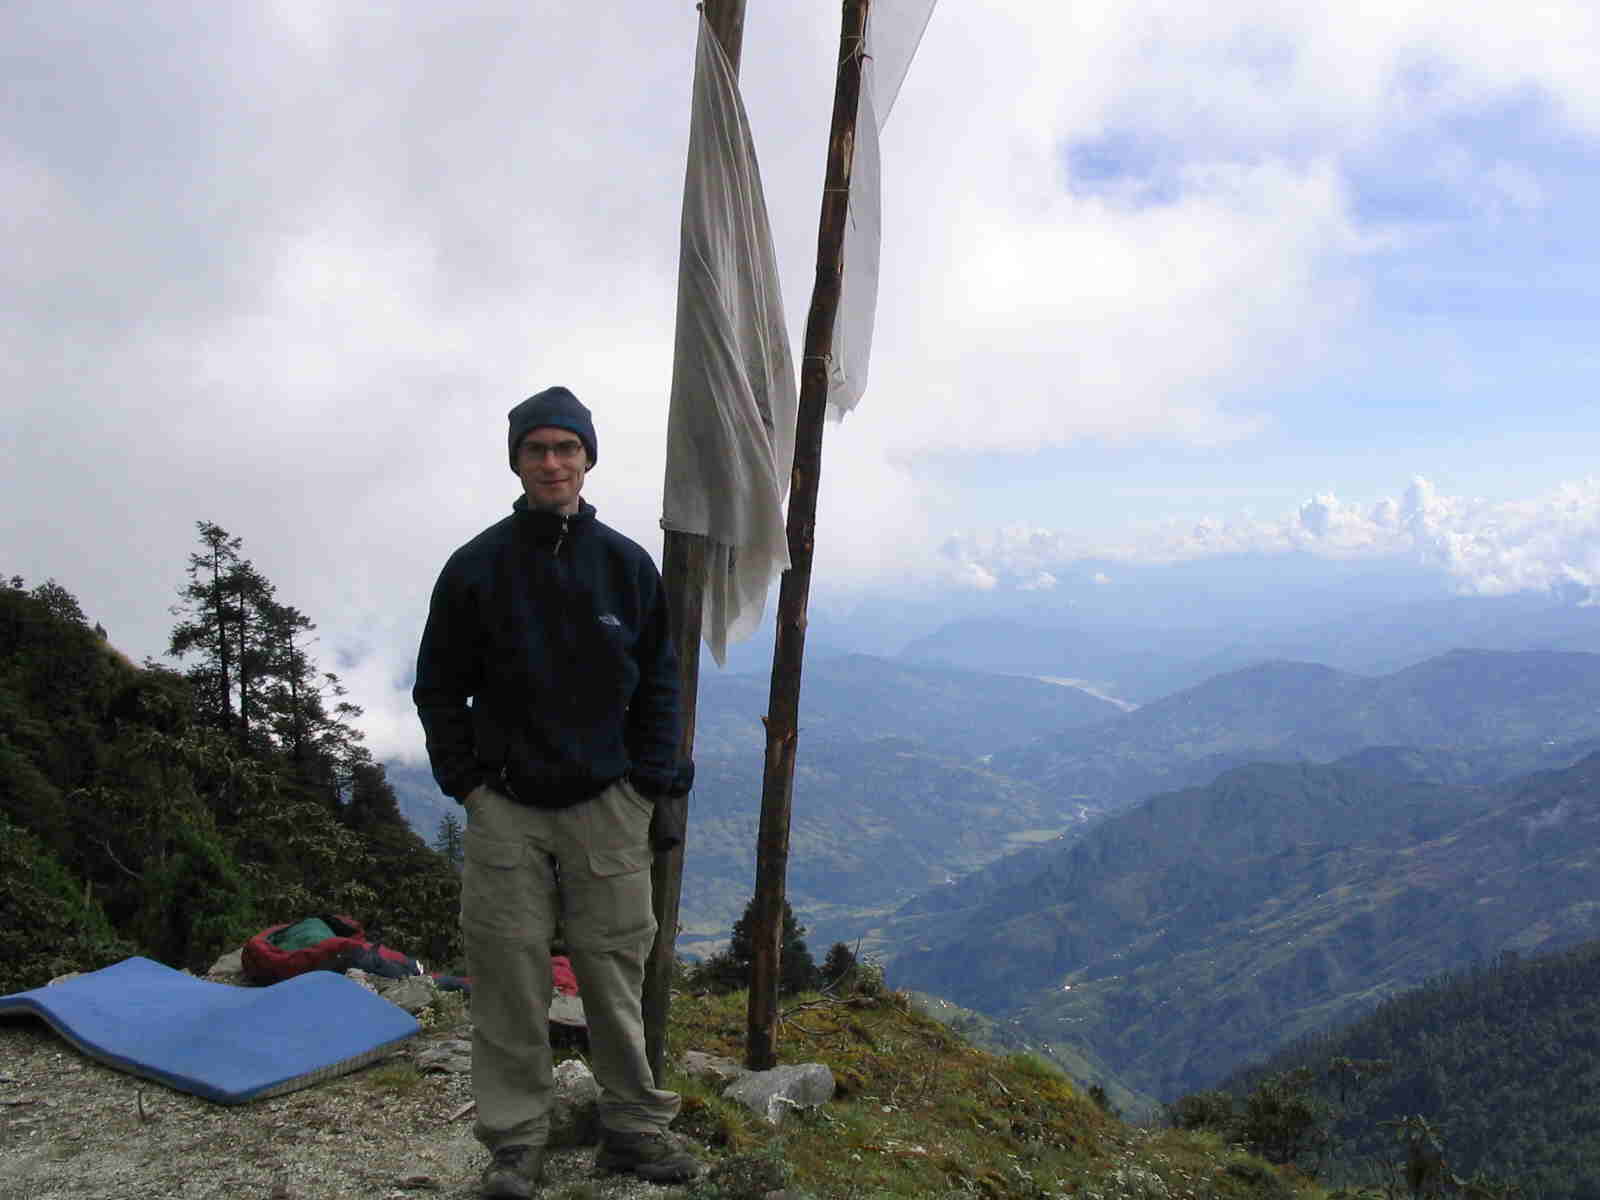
xmin=0 ymin=956 xmax=420 ymax=1105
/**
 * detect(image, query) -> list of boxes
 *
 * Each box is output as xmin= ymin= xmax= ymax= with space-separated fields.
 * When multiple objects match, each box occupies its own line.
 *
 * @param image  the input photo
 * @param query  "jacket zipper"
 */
xmin=553 ymin=514 xmax=569 ymax=557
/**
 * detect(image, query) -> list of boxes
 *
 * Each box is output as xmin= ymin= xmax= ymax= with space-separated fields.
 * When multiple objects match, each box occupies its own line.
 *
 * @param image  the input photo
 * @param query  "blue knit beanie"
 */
xmin=507 ymin=386 xmax=597 ymax=472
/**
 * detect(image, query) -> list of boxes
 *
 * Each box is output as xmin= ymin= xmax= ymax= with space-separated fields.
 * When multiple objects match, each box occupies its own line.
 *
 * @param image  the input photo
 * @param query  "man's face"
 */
xmin=515 ymin=426 xmax=589 ymax=514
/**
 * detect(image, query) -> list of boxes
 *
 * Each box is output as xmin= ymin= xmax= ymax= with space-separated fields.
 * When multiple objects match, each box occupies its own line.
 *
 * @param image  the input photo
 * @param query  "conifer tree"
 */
xmin=434 ymin=811 xmax=466 ymax=870
xmin=6 ymin=553 xmax=464 ymax=981
xmin=821 ymin=941 xmax=858 ymax=988
xmin=225 ymin=560 xmax=275 ymax=745
xmin=697 ymin=897 xmax=818 ymax=995
xmin=168 ymin=522 xmax=365 ymax=782
xmin=168 ymin=522 xmax=249 ymax=735
xmin=29 ymin=579 xmax=88 ymax=626
xmin=258 ymin=599 xmax=368 ymax=800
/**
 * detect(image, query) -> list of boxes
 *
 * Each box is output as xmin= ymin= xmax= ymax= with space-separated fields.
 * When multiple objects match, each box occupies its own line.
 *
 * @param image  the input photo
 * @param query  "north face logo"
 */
xmin=598 ymin=614 xmax=622 ymax=628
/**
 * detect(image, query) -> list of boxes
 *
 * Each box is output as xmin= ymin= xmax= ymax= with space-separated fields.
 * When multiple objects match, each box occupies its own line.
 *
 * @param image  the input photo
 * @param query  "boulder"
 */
xmin=205 ymin=949 xmax=245 ymax=982
xmin=683 ymin=1050 xmax=748 ymax=1085
xmin=723 ymin=1063 xmax=835 ymax=1125
xmin=377 ymin=975 xmax=436 ymax=1014
xmin=416 ymin=1038 xmax=473 ymax=1074
xmin=549 ymin=1058 xmax=602 ymax=1147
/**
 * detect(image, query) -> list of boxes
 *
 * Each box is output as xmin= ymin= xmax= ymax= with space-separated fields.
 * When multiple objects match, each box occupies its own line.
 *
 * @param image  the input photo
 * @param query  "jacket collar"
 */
xmin=512 ymin=495 xmax=596 ymax=539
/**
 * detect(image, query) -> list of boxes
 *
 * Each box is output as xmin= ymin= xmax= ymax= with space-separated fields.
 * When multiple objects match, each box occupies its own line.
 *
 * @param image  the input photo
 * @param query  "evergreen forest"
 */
xmin=0 ymin=523 xmax=460 ymax=996
xmin=1206 ymin=940 xmax=1600 ymax=1198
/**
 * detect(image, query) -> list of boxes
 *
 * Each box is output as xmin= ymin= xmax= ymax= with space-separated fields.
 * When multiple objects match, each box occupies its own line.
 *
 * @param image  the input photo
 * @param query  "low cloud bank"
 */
xmin=940 ymin=476 xmax=1600 ymax=604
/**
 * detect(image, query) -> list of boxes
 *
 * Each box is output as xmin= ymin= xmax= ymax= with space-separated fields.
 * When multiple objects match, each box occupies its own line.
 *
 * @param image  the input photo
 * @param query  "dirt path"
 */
xmin=0 ymin=1019 xmax=683 ymax=1200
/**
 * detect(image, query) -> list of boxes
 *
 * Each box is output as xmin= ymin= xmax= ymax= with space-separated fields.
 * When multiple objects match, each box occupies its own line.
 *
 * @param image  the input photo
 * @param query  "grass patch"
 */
xmin=658 ymin=974 xmax=1327 ymax=1200
xmin=360 ymin=1058 xmax=423 ymax=1096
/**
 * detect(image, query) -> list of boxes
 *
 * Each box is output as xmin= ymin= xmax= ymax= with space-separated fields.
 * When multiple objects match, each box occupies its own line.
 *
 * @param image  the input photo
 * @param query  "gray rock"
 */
xmin=549 ymin=991 xmax=586 ymax=1028
xmin=415 ymin=1039 xmax=473 ymax=1074
xmin=377 ymin=975 xmax=437 ymax=1014
xmin=683 ymin=1050 xmax=748 ymax=1085
xmin=549 ymin=1058 xmax=602 ymax=1147
xmin=205 ymin=949 xmax=245 ymax=979
xmin=415 ymin=1047 xmax=599 ymax=1146
xmin=723 ymin=1063 xmax=835 ymax=1125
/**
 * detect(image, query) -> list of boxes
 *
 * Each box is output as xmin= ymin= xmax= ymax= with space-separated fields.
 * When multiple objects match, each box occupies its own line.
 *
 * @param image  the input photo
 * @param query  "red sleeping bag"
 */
xmin=242 ymin=914 xmax=420 ymax=984
xmin=241 ymin=914 xmax=576 ymax=997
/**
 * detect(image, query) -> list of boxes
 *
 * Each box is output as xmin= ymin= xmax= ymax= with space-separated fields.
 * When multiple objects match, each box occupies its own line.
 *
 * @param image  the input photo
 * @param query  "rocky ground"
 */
xmin=0 ymin=988 xmax=693 ymax=1200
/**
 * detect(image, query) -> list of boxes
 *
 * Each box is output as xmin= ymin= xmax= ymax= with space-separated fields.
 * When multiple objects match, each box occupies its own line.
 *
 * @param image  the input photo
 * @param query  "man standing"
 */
xmin=414 ymin=387 xmax=699 ymax=1197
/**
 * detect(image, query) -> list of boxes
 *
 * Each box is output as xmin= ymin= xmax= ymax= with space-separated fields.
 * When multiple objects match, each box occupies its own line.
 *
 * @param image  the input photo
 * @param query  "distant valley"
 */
xmin=883 ymin=749 xmax=1600 ymax=1100
xmin=992 ymin=649 xmax=1600 ymax=812
xmin=898 ymin=586 xmax=1600 ymax=703
xmin=387 ymin=595 xmax=1600 ymax=1104
xmin=391 ymin=653 xmax=1123 ymax=954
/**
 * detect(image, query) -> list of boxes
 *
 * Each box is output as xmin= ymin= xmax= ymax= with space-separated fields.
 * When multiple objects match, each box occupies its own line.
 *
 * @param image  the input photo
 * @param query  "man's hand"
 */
xmin=648 ymin=793 xmax=687 ymax=853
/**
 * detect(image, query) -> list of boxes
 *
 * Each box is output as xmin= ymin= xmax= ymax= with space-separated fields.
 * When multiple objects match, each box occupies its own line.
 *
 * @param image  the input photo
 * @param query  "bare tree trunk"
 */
xmin=645 ymin=0 xmax=749 ymax=1087
xmin=645 ymin=530 xmax=704 ymax=1082
xmin=747 ymin=0 xmax=870 ymax=1071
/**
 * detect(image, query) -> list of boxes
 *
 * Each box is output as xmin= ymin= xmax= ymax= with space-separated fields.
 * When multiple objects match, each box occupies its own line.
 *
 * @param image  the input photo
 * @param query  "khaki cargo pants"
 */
xmin=461 ymin=779 xmax=680 ymax=1151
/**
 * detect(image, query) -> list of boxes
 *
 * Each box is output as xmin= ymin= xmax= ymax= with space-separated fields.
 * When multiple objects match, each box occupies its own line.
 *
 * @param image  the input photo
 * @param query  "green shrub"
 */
xmin=1167 ymin=1089 xmax=1237 ymax=1133
xmin=1238 ymin=1069 xmax=1327 ymax=1169
xmin=0 ymin=813 xmax=134 ymax=994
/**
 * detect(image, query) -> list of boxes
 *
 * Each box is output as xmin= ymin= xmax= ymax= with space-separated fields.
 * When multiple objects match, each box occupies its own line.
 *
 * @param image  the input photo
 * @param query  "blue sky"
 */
xmin=929 ymin=57 xmax=1600 ymax=541
xmin=4 ymin=0 xmax=1598 ymax=756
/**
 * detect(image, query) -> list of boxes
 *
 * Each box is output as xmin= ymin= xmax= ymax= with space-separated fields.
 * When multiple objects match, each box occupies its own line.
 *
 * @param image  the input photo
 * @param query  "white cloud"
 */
xmin=7 ymin=0 xmax=1600 ymax=765
xmin=816 ymin=0 xmax=1600 ymax=463
xmin=1407 ymin=479 xmax=1600 ymax=600
xmin=941 ymin=476 xmax=1600 ymax=605
xmin=864 ymin=157 xmax=1357 ymax=455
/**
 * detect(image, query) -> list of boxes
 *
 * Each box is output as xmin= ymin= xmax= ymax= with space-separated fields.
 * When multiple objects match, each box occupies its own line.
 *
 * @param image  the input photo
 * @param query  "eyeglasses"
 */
xmin=518 ymin=438 xmax=586 ymax=463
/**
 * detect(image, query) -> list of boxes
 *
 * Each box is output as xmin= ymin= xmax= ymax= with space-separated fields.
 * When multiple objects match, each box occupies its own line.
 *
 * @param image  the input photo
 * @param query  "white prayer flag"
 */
xmin=829 ymin=0 xmax=938 ymax=417
xmin=663 ymin=3 xmax=937 ymax=662
xmin=662 ymin=16 xmax=797 ymax=666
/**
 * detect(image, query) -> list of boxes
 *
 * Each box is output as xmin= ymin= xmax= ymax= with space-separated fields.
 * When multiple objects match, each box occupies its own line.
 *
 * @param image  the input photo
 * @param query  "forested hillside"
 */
xmin=1219 ymin=940 xmax=1600 ymax=1199
xmin=0 ymin=528 xmax=459 ymax=996
xmin=885 ymin=751 xmax=1600 ymax=1101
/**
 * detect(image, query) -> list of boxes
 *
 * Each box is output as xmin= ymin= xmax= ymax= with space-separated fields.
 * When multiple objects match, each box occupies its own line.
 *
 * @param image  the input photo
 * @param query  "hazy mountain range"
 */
xmin=897 ymin=586 xmax=1600 ymax=703
xmin=884 ymin=749 xmax=1600 ymax=1100
xmin=387 ymin=586 xmax=1600 ymax=1102
xmin=991 ymin=649 xmax=1600 ymax=811
xmin=392 ymin=654 xmax=1122 ymax=954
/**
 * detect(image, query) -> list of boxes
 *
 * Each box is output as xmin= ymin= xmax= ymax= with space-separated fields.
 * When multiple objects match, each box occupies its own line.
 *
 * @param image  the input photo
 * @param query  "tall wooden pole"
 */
xmin=645 ymin=0 xmax=749 ymax=1087
xmin=747 ymin=0 xmax=870 ymax=1071
xmin=644 ymin=531 xmax=701 ymax=1084
xmin=702 ymin=0 xmax=746 ymax=75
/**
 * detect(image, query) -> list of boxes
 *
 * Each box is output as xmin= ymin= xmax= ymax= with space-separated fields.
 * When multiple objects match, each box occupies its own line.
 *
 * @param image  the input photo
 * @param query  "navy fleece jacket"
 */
xmin=413 ymin=497 xmax=691 ymax=807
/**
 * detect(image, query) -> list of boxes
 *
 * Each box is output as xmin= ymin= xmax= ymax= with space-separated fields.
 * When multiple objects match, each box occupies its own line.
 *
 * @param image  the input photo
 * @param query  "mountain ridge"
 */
xmin=995 ymin=648 xmax=1600 ymax=812
xmin=883 ymin=749 xmax=1600 ymax=1100
xmin=394 ymin=647 xmax=1600 ymax=969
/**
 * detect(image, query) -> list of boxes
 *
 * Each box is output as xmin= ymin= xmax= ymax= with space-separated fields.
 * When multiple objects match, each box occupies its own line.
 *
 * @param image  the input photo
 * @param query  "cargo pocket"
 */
xmin=587 ymin=842 xmax=653 ymax=879
xmin=565 ymin=782 xmax=655 ymax=950
xmin=582 ymin=780 xmax=652 ymax=878
xmin=618 ymin=776 xmax=654 ymax=818
xmin=460 ymin=828 xmax=530 ymax=936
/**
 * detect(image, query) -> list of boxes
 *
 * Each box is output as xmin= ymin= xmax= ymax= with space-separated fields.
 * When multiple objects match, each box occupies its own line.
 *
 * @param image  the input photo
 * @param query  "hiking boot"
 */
xmin=594 ymin=1129 xmax=703 ymax=1183
xmin=480 ymin=1143 xmax=545 ymax=1198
